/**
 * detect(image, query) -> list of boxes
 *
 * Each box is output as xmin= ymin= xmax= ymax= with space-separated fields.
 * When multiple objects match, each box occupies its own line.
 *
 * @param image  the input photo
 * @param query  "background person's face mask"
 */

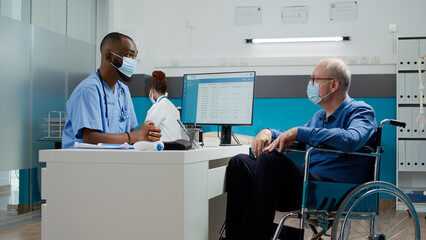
xmin=110 ymin=52 xmax=138 ymax=77
xmin=149 ymin=90 xmax=155 ymax=104
xmin=307 ymin=80 xmax=332 ymax=104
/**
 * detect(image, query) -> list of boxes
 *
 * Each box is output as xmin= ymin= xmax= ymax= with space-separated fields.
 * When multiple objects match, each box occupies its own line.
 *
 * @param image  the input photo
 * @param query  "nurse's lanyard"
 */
xmin=97 ymin=70 xmax=128 ymax=126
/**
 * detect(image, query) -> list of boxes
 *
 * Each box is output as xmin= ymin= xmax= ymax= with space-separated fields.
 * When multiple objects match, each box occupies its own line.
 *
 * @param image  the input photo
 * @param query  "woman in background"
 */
xmin=145 ymin=71 xmax=181 ymax=141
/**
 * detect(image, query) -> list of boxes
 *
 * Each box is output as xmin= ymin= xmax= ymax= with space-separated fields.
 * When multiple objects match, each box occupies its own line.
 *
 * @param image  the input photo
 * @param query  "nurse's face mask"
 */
xmin=110 ymin=52 xmax=138 ymax=82
xmin=149 ymin=90 xmax=155 ymax=104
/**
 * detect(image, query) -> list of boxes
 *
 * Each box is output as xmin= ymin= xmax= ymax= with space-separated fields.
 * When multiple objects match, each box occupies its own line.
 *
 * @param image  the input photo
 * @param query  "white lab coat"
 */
xmin=145 ymin=96 xmax=182 ymax=141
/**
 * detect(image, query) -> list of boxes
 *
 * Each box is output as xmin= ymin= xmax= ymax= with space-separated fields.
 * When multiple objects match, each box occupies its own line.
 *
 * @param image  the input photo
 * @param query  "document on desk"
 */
xmin=74 ymin=142 xmax=133 ymax=149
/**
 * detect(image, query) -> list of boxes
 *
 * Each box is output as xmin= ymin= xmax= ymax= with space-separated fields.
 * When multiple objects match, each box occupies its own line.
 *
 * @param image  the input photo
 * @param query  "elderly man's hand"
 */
xmin=264 ymin=127 xmax=298 ymax=154
xmin=251 ymin=129 xmax=272 ymax=157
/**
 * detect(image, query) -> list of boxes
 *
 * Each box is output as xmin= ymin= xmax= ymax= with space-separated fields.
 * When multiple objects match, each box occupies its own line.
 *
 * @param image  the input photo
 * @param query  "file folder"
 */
xmin=412 ymin=140 xmax=420 ymax=170
xmin=405 ymin=72 xmax=413 ymax=103
xmin=398 ymin=73 xmax=406 ymax=103
xmin=421 ymin=140 xmax=426 ymax=171
xmin=412 ymin=106 xmax=421 ymax=137
xmin=398 ymin=39 xmax=419 ymax=71
xmin=398 ymin=140 xmax=406 ymax=171
xmin=405 ymin=140 xmax=413 ymax=170
xmin=398 ymin=107 xmax=411 ymax=137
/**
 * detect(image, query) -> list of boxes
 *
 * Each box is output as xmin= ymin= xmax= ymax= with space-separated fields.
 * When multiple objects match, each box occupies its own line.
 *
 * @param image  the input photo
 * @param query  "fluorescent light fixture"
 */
xmin=245 ymin=36 xmax=350 ymax=44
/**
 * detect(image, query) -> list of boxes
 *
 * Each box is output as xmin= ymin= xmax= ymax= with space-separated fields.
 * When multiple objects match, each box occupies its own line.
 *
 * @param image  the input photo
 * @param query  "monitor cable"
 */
xmin=231 ymin=132 xmax=241 ymax=144
xmin=217 ymin=126 xmax=241 ymax=144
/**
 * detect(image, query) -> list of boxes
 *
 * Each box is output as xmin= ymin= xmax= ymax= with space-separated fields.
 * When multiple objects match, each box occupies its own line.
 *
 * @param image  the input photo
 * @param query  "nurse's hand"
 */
xmin=135 ymin=121 xmax=162 ymax=142
xmin=251 ymin=129 xmax=272 ymax=157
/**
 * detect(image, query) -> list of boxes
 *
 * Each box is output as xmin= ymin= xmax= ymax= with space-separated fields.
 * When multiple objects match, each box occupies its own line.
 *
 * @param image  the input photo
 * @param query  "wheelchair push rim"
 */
xmin=331 ymin=181 xmax=420 ymax=240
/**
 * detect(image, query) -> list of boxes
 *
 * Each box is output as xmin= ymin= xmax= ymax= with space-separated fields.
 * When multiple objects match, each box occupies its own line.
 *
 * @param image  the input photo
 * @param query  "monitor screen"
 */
xmin=181 ymin=71 xmax=255 ymax=126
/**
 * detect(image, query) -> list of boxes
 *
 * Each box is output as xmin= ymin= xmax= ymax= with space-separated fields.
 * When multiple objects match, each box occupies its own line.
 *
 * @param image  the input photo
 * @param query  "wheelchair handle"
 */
xmin=388 ymin=119 xmax=406 ymax=128
xmin=379 ymin=119 xmax=406 ymax=128
xmin=376 ymin=119 xmax=406 ymax=147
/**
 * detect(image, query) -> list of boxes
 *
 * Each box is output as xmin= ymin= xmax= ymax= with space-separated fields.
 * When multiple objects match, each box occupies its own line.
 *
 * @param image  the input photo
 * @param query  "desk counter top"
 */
xmin=39 ymin=145 xmax=249 ymax=165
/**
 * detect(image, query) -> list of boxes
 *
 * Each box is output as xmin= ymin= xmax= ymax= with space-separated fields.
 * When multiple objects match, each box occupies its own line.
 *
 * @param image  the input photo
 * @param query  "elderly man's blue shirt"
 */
xmin=270 ymin=96 xmax=377 ymax=183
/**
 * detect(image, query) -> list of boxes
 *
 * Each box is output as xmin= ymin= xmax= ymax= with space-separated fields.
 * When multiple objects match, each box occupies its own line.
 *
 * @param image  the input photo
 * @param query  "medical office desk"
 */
xmin=40 ymin=145 xmax=249 ymax=240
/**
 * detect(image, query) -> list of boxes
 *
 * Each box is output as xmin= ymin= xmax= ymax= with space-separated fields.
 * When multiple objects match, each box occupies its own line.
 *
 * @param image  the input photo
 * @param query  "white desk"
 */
xmin=40 ymin=145 xmax=249 ymax=240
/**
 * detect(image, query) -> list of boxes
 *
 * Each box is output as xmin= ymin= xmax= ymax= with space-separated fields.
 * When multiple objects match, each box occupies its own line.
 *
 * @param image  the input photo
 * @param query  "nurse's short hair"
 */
xmin=325 ymin=58 xmax=351 ymax=93
xmin=100 ymin=32 xmax=133 ymax=52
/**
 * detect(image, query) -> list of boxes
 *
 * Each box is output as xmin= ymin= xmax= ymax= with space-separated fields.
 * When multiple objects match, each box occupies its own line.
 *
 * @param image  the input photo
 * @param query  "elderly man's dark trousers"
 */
xmin=225 ymin=151 xmax=327 ymax=240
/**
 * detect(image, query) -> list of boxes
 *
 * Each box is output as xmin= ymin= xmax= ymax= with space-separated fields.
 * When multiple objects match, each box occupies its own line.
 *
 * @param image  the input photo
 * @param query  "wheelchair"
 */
xmin=218 ymin=119 xmax=421 ymax=240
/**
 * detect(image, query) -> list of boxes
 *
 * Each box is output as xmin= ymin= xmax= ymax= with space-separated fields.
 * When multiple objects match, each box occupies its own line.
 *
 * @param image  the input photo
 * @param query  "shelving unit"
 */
xmin=41 ymin=111 xmax=66 ymax=140
xmin=397 ymin=36 xmax=426 ymax=212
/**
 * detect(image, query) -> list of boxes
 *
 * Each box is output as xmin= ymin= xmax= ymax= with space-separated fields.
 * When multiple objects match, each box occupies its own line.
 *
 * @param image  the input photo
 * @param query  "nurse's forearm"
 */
xmin=82 ymin=128 xmax=143 ymax=144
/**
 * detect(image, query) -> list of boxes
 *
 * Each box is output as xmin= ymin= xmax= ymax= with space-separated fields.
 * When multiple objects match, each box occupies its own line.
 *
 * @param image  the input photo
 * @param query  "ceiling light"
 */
xmin=245 ymin=36 xmax=350 ymax=44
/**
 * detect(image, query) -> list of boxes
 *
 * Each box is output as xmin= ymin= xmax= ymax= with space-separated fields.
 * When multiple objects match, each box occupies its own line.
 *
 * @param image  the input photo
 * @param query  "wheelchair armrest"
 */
xmin=292 ymin=142 xmax=375 ymax=154
xmin=315 ymin=144 xmax=375 ymax=153
xmin=355 ymin=145 xmax=375 ymax=153
xmin=288 ymin=141 xmax=306 ymax=150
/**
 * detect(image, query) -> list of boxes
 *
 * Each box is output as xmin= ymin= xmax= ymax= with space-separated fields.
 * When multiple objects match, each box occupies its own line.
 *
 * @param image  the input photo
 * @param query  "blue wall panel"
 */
xmin=132 ymin=96 xmax=396 ymax=184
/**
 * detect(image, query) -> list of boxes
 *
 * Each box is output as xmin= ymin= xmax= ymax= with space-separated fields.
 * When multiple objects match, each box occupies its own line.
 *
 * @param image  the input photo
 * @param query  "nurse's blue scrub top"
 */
xmin=62 ymin=71 xmax=138 ymax=149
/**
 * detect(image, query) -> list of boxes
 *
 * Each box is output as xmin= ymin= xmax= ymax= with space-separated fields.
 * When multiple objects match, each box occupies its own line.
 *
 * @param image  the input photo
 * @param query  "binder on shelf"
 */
xmin=405 ymin=106 xmax=413 ymax=137
xmin=412 ymin=140 xmax=420 ymax=170
xmin=421 ymin=141 xmax=426 ymax=171
xmin=412 ymin=72 xmax=420 ymax=102
xmin=421 ymin=115 xmax=426 ymax=138
xmin=405 ymin=140 xmax=413 ymax=170
xmin=405 ymin=72 xmax=413 ymax=103
xmin=398 ymin=39 xmax=419 ymax=71
xmin=398 ymin=140 xmax=406 ymax=171
xmin=412 ymin=106 xmax=421 ymax=137
xmin=409 ymin=73 xmax=420 ymax=104
xmin=420 ymin=39 xmax=426 ymax=59
xmin=398 ymin=73 xmax=406 ymax=103
xmin=398 ymin=39 xmax=409 ymax=70
xmin=398 ymin=107 xmax=411 ymax=137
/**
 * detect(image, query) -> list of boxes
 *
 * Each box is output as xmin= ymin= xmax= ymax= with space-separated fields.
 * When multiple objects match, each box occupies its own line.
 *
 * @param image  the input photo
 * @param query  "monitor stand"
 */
xmin=219 ymin=125 xmax=242 ymax=146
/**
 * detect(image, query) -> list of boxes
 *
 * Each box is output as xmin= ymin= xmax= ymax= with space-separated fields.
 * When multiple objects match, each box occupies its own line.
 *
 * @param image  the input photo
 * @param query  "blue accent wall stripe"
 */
xmin=132 ymin=96 xmax=396 ymax=184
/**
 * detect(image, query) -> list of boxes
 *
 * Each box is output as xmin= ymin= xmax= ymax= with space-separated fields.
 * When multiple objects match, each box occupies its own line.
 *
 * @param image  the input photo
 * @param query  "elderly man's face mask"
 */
xmin=307 ymin=79 xmax=333 ymax=104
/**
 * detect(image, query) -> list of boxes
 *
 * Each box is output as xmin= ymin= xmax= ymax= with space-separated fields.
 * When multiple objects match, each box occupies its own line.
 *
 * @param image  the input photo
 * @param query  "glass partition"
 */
xmin=0 ymin=0 xmax=99 ymax=230
xmin=31 ymin=0 xmax=66 ymax=35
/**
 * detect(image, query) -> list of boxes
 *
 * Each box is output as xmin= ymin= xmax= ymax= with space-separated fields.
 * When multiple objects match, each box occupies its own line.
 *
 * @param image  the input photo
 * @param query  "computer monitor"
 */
xmin=181 ymin=71 xmax=255 ymax=145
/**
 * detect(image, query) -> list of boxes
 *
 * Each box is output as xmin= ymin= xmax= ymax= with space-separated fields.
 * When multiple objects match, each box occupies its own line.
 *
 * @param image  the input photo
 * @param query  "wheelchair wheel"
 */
xmin=330 ymin=181 xmax=420 ymax=240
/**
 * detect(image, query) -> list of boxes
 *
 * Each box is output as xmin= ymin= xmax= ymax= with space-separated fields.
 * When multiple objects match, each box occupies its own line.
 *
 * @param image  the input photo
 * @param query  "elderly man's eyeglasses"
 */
xmin=310 ymin=77 xmax=334 ymax=84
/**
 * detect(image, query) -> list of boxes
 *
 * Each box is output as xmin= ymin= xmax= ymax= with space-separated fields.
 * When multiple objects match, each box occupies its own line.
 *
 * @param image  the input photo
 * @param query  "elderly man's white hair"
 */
xmin=321 ymin=58 xmax=351 ymax=93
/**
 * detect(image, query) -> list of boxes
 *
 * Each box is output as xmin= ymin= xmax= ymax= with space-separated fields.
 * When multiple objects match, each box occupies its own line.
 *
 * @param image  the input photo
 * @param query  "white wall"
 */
xmin=109 ymin=0 xmax=426 ymax=76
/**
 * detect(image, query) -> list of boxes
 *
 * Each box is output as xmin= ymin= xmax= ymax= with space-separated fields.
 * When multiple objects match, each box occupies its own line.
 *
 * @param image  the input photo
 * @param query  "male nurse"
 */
xmin=62 ymin=32 xmax=161 ymax=149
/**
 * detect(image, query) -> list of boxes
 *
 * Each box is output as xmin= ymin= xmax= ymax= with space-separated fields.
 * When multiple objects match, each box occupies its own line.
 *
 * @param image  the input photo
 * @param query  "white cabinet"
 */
xmin=397 ymin=37 xmax=426 ymax=212
xmin=39 ymin=146 xmax=249 ymax=240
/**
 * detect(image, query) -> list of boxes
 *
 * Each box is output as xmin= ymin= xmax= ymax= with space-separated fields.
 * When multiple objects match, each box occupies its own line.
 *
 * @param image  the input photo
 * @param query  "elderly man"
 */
xmin=62 ymin=32 xmax=161 ymax=148
xmin=225 ymin=58 xmax=377 ymax=240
